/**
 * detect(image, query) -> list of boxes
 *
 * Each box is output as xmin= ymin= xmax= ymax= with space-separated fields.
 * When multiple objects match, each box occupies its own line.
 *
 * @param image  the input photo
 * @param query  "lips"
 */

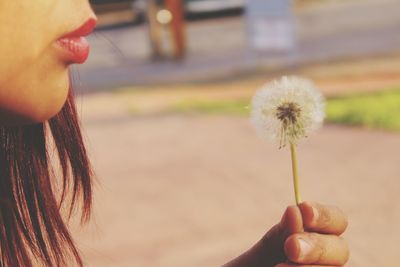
xmin=56 ymin=18 xmax=97 ymax=64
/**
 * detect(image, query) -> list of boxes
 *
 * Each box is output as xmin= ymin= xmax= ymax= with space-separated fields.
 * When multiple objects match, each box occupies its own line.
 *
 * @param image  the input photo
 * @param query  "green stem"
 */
xmin=290 ymin=142 xmax=301 ymax=205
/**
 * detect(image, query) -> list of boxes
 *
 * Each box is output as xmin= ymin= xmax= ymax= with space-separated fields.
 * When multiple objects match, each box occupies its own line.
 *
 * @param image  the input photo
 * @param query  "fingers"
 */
xmin=299 ymin=202 xmax=348 ymax=235
xmin=284 ymin=232 xmax=349 ymax=266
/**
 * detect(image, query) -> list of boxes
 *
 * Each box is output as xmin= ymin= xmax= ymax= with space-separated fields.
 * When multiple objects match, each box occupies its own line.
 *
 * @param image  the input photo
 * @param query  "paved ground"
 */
xmin=71 ymin=110 xmax=400 ymax=267
xmin=74 ymin=0 xmax=400 ymax=90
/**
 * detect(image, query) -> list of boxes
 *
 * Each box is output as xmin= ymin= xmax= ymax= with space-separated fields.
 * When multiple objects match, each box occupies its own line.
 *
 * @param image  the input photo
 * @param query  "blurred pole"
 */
xmin=146 ymin=0 xmax=163 ymax=59
xmin=165 ymin=0 xmax=186 ymax=59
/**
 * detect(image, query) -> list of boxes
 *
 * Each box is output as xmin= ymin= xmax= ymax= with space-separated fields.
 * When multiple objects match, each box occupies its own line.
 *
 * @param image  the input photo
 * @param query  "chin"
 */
xmin=30 ymin=103 xmax=66 ymax=124
xmin=0 ymin=56 xmax=71 ymax=126
xmin=31 ymin=85 xmax=70 ymax=123
xmin=0 ymin=82 xmax=70 ymax=127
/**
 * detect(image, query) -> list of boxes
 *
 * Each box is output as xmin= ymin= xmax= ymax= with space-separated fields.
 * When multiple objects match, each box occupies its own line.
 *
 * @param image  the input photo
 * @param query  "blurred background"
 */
xmin=71 ymin=0 xmax=400 ymax=266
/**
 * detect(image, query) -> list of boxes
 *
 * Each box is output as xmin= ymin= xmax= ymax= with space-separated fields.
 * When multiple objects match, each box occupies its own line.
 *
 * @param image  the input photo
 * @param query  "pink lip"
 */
xmin=56 ymin=18 xmax=97 ymax=64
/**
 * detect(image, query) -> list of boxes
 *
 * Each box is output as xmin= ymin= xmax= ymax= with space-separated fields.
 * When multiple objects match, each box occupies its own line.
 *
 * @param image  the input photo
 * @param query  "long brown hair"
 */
xmin=0 ymin=89 xmax=93 ymax=266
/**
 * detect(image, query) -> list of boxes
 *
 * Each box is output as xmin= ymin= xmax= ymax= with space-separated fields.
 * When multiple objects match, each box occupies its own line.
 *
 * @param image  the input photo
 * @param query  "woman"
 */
xmin=0 ymin=0 xmax=349 ymax=266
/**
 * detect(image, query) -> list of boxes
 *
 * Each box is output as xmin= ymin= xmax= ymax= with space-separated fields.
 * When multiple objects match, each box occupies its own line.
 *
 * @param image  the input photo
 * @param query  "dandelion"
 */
xmin=251 ymin=76 xmax=325 ymax=205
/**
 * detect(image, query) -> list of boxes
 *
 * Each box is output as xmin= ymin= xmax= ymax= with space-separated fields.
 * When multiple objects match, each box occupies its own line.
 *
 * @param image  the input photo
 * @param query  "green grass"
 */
xmin=326 ymin=89 xmax=400 ymax=131
xmin=171 ymin=89 xmax=400 ymax=132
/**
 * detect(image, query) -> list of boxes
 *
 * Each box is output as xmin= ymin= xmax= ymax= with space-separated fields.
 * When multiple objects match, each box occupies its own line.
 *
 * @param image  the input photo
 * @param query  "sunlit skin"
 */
xmin=0 ymin=0 xmax=349 ymax=265
xmin=0 ymin=0 xmax=95 ymax=125
xmin=224 ymin=202 xmax=349 ymax=266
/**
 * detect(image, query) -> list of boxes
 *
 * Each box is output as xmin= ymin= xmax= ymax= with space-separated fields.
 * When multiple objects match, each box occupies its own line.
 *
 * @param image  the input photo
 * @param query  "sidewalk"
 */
xmin=72 ymin=12 xmax=400 ymax=262
xmin=74 ymin=0 xmax=400 ymax=91
xmin=73 ymin=113 xmax=400 ymax=267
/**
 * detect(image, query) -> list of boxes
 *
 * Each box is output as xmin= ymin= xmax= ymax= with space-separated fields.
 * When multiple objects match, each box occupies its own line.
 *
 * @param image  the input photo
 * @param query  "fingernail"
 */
xmin=297 ymin=238 xmax=313 ymax=261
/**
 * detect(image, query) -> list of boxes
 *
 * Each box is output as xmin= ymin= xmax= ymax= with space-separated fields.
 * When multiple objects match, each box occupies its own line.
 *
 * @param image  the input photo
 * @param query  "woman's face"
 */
xmin=0 ymin=0 xmax=96 ymax=125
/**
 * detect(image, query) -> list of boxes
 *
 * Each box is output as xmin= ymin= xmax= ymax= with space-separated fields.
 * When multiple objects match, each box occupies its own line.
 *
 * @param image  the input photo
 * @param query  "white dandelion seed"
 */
xmin=251 ymin=76 xmax=325 ymax=148
xmin=250 ymin=76 xmax=325 ymax=205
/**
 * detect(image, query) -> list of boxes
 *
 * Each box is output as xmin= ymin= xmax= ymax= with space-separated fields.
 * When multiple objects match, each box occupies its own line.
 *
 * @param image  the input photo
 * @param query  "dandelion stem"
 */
xmin=290 ymin=142 xmax=301 ymax=205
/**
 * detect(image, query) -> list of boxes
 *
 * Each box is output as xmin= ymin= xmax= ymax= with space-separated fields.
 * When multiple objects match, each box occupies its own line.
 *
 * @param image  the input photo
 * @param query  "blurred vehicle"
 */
xmin=184 ymin=0 xmax=244 ymax=14
xmin=90 ymin=0 xmax=144 ymax=27
xmin=91 ymin=0 xmax=136 ymax=13
xmin=91 ymin=0 xmax=244 ymax=26
xmin=139 ymin=0 xmax=245 ymax=16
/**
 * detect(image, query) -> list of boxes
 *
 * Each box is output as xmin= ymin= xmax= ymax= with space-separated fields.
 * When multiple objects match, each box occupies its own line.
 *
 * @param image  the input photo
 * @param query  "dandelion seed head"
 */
xmin=251 ymin=76 xmax=325 ymax=147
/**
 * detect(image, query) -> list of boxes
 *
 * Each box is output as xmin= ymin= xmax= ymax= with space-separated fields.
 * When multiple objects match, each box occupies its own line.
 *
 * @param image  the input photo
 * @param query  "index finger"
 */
xmin=299 ymin=202 xmax=348 ymax=235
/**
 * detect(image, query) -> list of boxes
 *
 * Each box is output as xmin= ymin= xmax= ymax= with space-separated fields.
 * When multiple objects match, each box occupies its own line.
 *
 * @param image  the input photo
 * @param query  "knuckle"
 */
xmin=319 ymin=206 xmax=332 ymax=227
xmin=309 ymin=233 xmax=326 ymax=262
xmin=311 ymin=206 xmax=332 ymax=232
xmin=315 ymin=240 xmax=327 ymax=263
xmin=316 ymin=205 xmax=349 ymax=234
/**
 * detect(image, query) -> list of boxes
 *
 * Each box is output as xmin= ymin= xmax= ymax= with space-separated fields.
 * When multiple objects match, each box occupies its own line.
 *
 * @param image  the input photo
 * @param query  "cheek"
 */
xmin=0 ymin=1 xmax=72 ymax=125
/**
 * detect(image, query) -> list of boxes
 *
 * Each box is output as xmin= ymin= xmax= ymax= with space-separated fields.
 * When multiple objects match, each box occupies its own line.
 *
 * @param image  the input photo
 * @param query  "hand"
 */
xmin=223 ymin=202 xmax=349 ymax=267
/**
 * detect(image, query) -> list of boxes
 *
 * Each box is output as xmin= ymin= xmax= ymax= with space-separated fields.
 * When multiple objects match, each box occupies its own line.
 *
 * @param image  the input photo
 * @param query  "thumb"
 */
xmin=261 ymin=205 xmax=304 ymax=250
xmin=279 ymin=205 xmax=304 ymax=236
xmin=255 ymin=206 xmax=304 ymax=266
